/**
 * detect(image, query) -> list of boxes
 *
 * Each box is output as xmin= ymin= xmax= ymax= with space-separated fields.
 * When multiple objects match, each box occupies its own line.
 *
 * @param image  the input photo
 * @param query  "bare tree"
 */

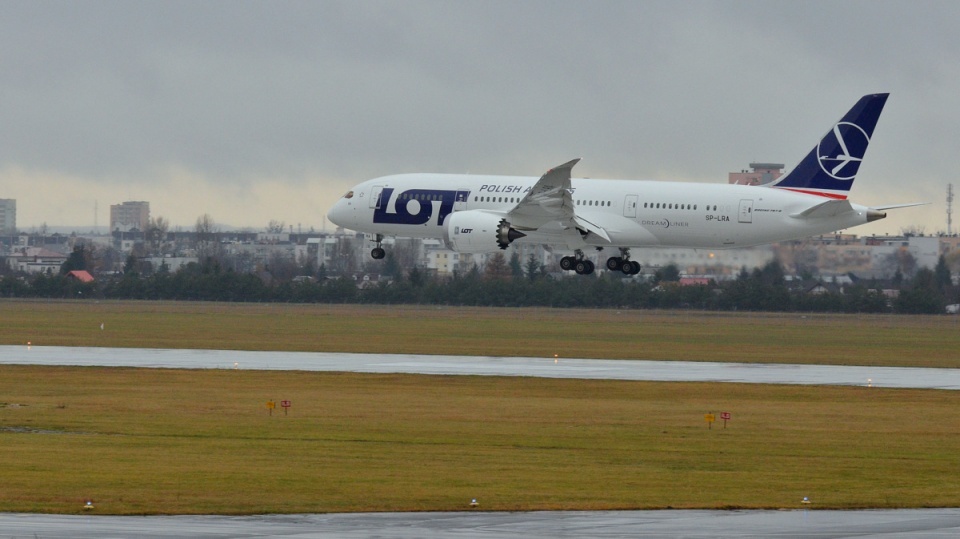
xmin=331 ymin=236 xmax=357 ymax=275
xmin=266 ymin=250 xmax=299 ymax=282
xmin=194 ymin=214 xmax=222 ymax=261
xmin=881 ymin=248 xmax=918 ymax=279
xmin=145 ymin=216 xmax=170 ymax=255
xmin=94 ymin=246 xmax=124 ymax=274
xmin=392 ymin=238 xmax=420 ymax=270
xmin=266 ymin=220 xmax=286 ymax=234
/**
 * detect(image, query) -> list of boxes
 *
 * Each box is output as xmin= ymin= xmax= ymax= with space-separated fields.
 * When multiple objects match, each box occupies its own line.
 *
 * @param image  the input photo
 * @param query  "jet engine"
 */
xmin=443 ymin=210 xmax=527 ymax=253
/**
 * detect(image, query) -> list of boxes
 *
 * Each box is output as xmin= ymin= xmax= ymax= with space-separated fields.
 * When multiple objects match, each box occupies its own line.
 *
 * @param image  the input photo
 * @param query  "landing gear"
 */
xmin=561 ymin=248 xmax=641 ymax=276
xmin=560 ymin=250 xmax=595 ymax=275
xmin=605 ymin=248 xmax=641 ymax=276
xmin=370 ymin=234 xmax=386 ymax=260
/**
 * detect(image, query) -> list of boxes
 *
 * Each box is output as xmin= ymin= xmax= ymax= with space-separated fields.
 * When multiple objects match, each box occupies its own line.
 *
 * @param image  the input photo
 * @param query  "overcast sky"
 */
xmin=2 ymin=0 xmax=957 ymax=235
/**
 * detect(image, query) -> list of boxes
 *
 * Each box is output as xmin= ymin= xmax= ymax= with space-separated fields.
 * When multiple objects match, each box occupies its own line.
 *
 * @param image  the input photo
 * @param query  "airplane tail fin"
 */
xmin=771 ymin=93 xmax=889 ymax=200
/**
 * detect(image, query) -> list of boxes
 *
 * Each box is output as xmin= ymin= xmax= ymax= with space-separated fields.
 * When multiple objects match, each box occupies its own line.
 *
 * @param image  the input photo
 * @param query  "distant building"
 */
xmin=4 ymin=247 xmax=68 ymax=274
xmin=0 ymin=199 xmax=15 ymax=234
xmin=110 ymin=201 xmax=150 ymax=232
xmin=728 ymin=163 xmax=784 ymax=186
xmin=66 ymin=270 xmax=95 ymax=283
xmin=426 ymin=248 xmax=460 ymax=275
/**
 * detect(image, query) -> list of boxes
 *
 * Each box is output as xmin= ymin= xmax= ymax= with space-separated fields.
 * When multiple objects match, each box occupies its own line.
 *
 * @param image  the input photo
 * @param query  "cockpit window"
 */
xmin=343 ymin=191 xmax=354 ymax=199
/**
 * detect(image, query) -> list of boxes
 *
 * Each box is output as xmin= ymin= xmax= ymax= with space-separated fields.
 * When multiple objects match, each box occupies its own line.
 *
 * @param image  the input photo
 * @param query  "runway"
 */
xmin=1 ymin=344 xmax=958 ymax=390
xmin=3 ymin=345 xmax=958 ymax=537
xmin=3 ymin=509 xmax=960 ymax=538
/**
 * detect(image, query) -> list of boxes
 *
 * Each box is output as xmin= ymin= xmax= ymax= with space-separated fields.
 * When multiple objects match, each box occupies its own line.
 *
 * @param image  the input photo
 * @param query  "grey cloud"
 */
xmin=1 ymin=1 xmax=957 ymax=231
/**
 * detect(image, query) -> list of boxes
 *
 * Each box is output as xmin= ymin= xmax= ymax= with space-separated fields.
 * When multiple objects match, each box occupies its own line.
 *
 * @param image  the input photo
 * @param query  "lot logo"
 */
xmin=818 ymin=122 xmax=869 ymax=181
xmin=374 ymin=188 xmax=465 ymax=226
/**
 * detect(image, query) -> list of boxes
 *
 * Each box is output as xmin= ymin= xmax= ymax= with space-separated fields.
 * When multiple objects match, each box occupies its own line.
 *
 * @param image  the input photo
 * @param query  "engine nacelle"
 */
xmin=443 ymin=210 xmax=527 ymax=253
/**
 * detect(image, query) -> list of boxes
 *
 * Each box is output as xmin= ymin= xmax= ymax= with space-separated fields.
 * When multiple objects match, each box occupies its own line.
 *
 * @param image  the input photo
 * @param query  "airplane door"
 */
xmin=738 ymin=199 xmax=753 ymax=224
xmin=454 ymin=189 xmax=470 ymax=211
xmin=624 ymin=195 xmax=638 ymax=218
xmin=369 ymin=185 xmax=385 ymax=210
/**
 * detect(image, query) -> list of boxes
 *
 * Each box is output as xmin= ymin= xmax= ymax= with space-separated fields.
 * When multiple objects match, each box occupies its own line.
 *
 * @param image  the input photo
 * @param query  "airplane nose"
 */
xmin=327 ymin=197 xmax=353 ymax=228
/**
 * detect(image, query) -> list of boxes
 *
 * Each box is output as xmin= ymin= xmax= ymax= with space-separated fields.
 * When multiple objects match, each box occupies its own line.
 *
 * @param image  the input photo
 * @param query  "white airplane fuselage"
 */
xmin=327 ymin=94 xmax=919 ymax=275
xmin=328 ymin=174 xmax=874 ymax=251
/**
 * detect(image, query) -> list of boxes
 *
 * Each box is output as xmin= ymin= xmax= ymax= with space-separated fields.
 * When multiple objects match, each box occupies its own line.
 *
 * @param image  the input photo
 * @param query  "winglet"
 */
xmin=530 ymin=158 xmax=580 ymax=196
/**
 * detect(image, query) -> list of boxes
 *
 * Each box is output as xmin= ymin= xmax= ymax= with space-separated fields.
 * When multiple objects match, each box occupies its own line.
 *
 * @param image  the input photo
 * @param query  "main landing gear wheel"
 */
xmin=370 ymin=234 xmax=386 ymax=259
xmin=561 ymin=250 xmax=594 ymax=275
xmin=608 ymin=248 xmax=640 ymax=276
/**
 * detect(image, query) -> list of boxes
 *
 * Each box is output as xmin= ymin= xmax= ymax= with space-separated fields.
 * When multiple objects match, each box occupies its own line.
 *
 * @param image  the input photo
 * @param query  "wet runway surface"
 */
xmin=3 ymin=345 xmax=958 ymax=537
xmin=1 ymin=345 xmax=958 ymax=390
xmin=3 ymin=509 xmax=960 ymax=538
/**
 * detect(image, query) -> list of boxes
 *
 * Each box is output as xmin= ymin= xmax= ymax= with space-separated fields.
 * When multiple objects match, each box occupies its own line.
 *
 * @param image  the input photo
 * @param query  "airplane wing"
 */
xmin=506 ymin=158 xmax=612 ymax=243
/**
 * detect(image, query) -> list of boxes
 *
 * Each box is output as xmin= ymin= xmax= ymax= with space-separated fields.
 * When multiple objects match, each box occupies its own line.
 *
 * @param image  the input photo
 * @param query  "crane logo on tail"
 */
xmin=817 ymin=122 xmax=870 ymax=181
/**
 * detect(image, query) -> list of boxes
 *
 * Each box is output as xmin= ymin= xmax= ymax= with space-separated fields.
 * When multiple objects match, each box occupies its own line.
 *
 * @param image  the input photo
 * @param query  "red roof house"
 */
xmin=66 ymin=270 xmax=95 ymax=283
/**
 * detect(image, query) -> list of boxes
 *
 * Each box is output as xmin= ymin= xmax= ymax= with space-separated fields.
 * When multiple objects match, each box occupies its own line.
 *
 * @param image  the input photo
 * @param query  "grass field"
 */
xmin=2 ymin=366 xmax=959 ymax=514
xmin=1 ymin=300 xmax=958 ymax=514
xmin=1 ymin=300 xmax=959 ymax=367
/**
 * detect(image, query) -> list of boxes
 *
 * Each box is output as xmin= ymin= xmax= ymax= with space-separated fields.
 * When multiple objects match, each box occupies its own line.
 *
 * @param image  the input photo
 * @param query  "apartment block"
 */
xmin=110 ymin=201 xmax=150 ymax=232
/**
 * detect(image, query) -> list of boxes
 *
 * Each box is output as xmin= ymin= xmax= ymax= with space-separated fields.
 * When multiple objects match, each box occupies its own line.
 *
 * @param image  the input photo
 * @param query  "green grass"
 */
xmin=1 ymin=300 xmax=959 ymax=367
xmin=1 ymin=300 xmax=958 ymax=514
xmin=2 ymin=366 xmax=958 ymax=514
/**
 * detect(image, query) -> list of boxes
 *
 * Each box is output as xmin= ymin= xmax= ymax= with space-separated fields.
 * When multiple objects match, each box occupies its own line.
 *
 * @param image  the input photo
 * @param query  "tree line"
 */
xmin=1 ymin=247 xmax=956 ymax=314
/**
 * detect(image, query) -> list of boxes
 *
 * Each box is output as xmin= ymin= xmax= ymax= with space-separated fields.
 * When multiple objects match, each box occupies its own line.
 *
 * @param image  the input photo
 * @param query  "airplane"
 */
xmin=327 ymin=93 xmax=924 ymax=275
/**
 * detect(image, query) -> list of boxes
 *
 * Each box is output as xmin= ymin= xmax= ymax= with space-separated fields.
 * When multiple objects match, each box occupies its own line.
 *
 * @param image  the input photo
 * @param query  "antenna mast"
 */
xmin=948 ymin=184 xmax=954 ymax=236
